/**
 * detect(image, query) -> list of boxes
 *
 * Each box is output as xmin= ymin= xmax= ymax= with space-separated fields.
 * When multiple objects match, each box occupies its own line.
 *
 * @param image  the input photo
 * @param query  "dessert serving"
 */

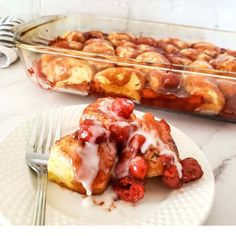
xmin=48 ymin=97 xmax=203 ymax=203
xmin=14 ymin=15 xmax=236 ymax=122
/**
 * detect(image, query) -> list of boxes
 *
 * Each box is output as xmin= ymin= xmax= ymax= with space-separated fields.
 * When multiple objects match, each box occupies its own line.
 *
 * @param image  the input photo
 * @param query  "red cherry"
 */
xmin=113 ymin=177 xmax=145 ymax=203
xmin=162 ymin=165 xmax=182 ymax=188
xmin=94 ymin=132 xmax=108 ymax=144
xmin=109 ymin=123 xmax=137 ymax=143
xmin=180 ymin=157 xmax=203 ymax=183
xmin=111 ymin=98 xmax=134 ymax=119
xmin=77 ymin=120 xmax=93 ymax=142
xmin=129 ymin=156 xmax=148 ymax=180
xmin=109 ymin=124 xmax=131 ymax=143
xmin=162 ymin=73 xmax=181 ymax=89
xmin=128 ymin=134 xmax=146 ymax=152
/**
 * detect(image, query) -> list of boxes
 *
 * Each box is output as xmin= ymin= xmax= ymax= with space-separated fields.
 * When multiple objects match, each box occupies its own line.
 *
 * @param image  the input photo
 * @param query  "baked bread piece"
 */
xmin=83 ymin=39 xmax=115 ymax=56
xmin=80 ymin=97 xmax=136 ymax=128
xmin=182 ymin=60 xmax=225 ymax=114
xmin=48 ymin=122 xmax=117 ymax=195
xmin=210 ymin=53 xmax=236 ymax=73
xmin=93 ymin=67 xmax=145 ymax=102
xmin=107 ymin=32 xmax=136 ymax=47
xmin=191 ymin=41 xmax=221 ymax=58
xmin=182 ymin=74 xmax=225 ymax=114
xmin=135 ymin=51 xmax=170 ymax=71
xmin=38 ymin=54 xmax=95 ymax=93
xmin=82 ymin=39 xmax=115 ymax=71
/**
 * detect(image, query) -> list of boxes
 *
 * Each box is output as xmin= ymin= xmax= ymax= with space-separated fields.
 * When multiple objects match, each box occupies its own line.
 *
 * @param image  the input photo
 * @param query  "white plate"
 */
xmin=0 ymin=105 xmax=215 ymax=225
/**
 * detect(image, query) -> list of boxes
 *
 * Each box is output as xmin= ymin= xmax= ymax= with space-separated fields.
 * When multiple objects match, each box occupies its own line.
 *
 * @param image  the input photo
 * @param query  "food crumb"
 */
xmin=27 ymin=67 xmax=34 ymax=76
xmin=93 ymin=199 xmax=105 ymax=206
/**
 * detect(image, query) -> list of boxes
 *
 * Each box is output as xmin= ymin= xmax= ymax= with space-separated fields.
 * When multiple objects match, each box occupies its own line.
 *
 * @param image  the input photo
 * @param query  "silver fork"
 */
xmin=26 ymin=108 xmax=63 ymax=225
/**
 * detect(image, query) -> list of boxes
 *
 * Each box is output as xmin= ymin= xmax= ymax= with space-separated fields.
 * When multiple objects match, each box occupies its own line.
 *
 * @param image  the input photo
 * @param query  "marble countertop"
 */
xmin=0 ymin=61 xmax=236 ymax=225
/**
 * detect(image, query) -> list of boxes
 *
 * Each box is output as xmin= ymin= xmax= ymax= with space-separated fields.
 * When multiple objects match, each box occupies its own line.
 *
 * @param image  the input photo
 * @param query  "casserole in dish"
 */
xmin=14 ymin=14 xmax=236 ymax=122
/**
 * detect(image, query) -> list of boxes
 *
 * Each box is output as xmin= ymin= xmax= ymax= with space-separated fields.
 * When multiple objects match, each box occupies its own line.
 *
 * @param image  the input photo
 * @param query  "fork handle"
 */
xmin=33 ymin=170 xmax=48 ymax=225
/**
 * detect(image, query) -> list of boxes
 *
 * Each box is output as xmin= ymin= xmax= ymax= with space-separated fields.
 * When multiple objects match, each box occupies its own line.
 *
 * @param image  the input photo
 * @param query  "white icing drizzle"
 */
xmin=111 ymin=121 xmax=130 ymax=127
xmin=75 ymin=142 xmax=99 ymax=196
xmin=110 ymin=121 xmax=139 ymax=128
xmin=75 ymin=121 xmax=108 ymax=196
xmin=89 ymin=121 xmax=108 ymax=143
xmin=82 ymin=196 xmax=94 ymax=207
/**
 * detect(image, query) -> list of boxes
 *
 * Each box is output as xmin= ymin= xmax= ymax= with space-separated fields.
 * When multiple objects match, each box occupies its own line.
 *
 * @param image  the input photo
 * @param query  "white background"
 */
xmin=0 ymin=0 xmax=236 ymax=32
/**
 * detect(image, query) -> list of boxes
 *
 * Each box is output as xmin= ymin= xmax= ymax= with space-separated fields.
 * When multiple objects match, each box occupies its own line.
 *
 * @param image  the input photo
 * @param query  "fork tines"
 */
xmin=28 ymin=107 xmax=63 ymax=155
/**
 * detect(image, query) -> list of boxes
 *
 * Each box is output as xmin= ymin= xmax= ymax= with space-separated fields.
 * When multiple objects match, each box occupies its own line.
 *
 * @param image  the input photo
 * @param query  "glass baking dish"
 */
xmin=14 ymin=14 xmax=236 ymax=122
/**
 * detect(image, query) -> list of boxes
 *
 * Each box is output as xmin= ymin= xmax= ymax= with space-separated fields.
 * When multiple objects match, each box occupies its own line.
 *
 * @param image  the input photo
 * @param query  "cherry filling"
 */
xmin=109 ymin=123 xmax=137 ymax=143
xmin=180 ymin=157 xmax=203 ymax=183
xmin=77 ymin=119 xmax=108 ymax=144
xmin=113 ymin=177 xmax=145 ymax=203
xmin=159 ymin=155 xmax=172 ymax=168
xmin=111 ymin=98 xmax=135 ymax=119
xmin=129 ymin=156 xmax=148 ymax=180
xmin=128 ymin=134 xmax=146 ymax=152
xmin=162 ymin=73 xmax=181 ymax=89
xmin=162 ymin=165 xmax=183 ymax=188
xmin=159 ymin=155 xmax=203 ymax=188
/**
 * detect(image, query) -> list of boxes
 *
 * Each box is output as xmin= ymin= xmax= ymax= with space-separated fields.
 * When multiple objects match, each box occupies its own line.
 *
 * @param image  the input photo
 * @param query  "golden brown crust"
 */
xmin=136 ymin=44 xmax=158 ymax=53
xmin=61 ymin=31 xmax=85 ymax=43
xmin=165 ymin=54 xmax=192 ymax=66
xmin=182 ymin=73 xmax=225 ymax=114
xmin=136 ymin=36 xmax=157 ymax=47
xmin=191 ymin=41 xmax=220 ymax=58
xmin=147 ymin=70 xmax=165 ymax=91
xmin=156 ymin=39 xmax=180 ymax=54
xmin=93 ymin=67 xmax=145 ymax=102
xmin=49 ymin=39 xmax=84 ymax=50
xmin=83 ymin=39 xmax=115 ymax=56
xmin=107 ymin=32 xmax=136 ymax=47
xmin=210 ymin=53 xmax=236 ymax=73
xmin=40 ymin=56 xmax=95 ymax=92
xmin=162 ymin=38 xmax=190 ymax=49
xmin=180 ymin=48 xmax=199 ymax=61
xmin=187 ymin=59 xmax=215 ymax=74
xmin=136 ymin=51 xmax=170 ymax=65
xmin=83 ymin=31 xmax=108 ymax=40
xmin=116 ymin=46 xmax=141 ymax=58
xmin=81 ymin=39 xmax=115 ymax=71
